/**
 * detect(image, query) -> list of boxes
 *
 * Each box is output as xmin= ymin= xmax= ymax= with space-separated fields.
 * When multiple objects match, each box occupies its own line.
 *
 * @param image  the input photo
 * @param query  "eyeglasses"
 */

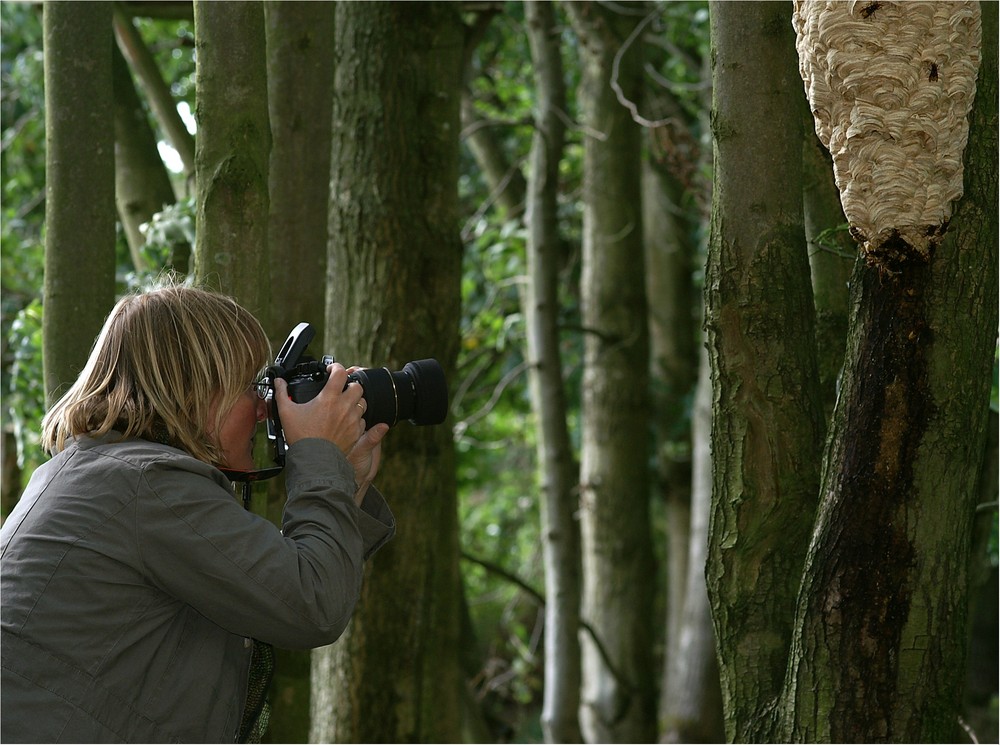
xmin=251 ymin=378 xmax=271 ymax=401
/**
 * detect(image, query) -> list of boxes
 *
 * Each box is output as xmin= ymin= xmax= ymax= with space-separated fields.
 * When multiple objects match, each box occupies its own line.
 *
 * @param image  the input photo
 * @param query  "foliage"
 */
xmin=455 ymin=212 xmax=544 ymax=715
xmin=0 ymin=4 xmax=565 ymax=720
xmin=0 ymin=6 xmax=708 ymax=740
xmin=128 ymin=197 xmax=196 ymax=288
xmin=0 ymin=8 xmax=199 ymax=483
xmin=455 ymin=7 xmax=589 ymax=727
xmin=650 ymin=2 xmax=711 ymax=119
xmin=134 ymin=16 xmax=195 ymax=105
xmin=1 ymin=1 xmax=46 ymax=473
xmin=462 ymin=2 xmax=536 ymax=188
xmin=5 ymin=300 xmax=44 ymax=472
xmin=12 ymin=2 xmax=992 ymax=741
xmin=129 ymin=13 xmax=197 ymax=157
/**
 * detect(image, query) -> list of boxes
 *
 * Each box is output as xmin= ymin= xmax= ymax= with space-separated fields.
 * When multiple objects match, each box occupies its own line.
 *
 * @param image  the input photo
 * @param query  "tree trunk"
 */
xmin=258 ymin=4 xmax=336 ymax=740
xmin=458 ymin=9 xmax=584 ymax=738
xmin=643 ymin=156 xmax=695 ymax=742
xmin=264 ymin=0 xmax=333 ymax=346
xmin=662 ymin=349 xmax=725 ymax=744
xmin=780 ymin=6 xmax=997 ymax=740
xmin=802 ymin=121 xmax=852 ymax=419
xmin=643 ymin=156 xmax=698 ymax=731
xmin=704 ymin=2 xmax=824 ymax=740
xmin=965 ymin=410 xmax=998 ymax=743
xmin=460 ymin=93 xmax=527 ymax=220
xmin=564 ymin=3 xmax=656 ymax=741
xmin=112 ymin=41 xmax=176 ymax=274
xmin=309 ymin=3 xmax=465 ymax=742
xmin=638 ymin=37 xmax=721 ymax=741
xmin=192 ymin=0 xmax=270 ymax=318
xmin=2 ymin=427 xmax=23 ymax=519
xmin=42 ymin=1 xmax=116 ymax=404
xmin=523 ymin=2 xmax=583 ymax=742
xmin=114 ymin=8 xmax=195 ymax=179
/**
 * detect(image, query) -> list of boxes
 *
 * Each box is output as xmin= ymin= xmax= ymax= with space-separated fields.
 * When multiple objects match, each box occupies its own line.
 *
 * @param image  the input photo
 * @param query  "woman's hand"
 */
xmin=274 ymin=364 xmax=390 ymax=504
xmin=347 ymin=422 xmax=389 ymax=505
xmin=273 ymin=363 xmax=365 ymax=455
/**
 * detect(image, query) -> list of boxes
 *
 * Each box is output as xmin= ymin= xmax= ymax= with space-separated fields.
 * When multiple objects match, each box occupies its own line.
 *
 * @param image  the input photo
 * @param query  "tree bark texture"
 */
xmin=264 ymin=0 xmax=334 ymax=348
xmin=112 ymin=41 xmax=176 ymax=274
xmin=42 ymin=1 xmax=117 ymax=404
xmin=193 ymin=0 xmax=270 ymax=319
xmin=309 ymin=3 xmax=465 ymax=743
xmin=524 ymin=2 xmax=584 ymax=742
xmin=780 ymin=6 xmax=998 ymax=741
xmin=259 ymin=4 xmax=336 ymax=740
xmin=564 ymin=3 xmax=656 ymax=742
xmin=704 ymin=2 xmax=824 ymax=740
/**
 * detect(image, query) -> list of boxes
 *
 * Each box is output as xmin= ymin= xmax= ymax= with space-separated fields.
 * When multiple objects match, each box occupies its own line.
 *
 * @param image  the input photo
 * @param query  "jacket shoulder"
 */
xmin=72 ymin=435 xmax=231 ymax=488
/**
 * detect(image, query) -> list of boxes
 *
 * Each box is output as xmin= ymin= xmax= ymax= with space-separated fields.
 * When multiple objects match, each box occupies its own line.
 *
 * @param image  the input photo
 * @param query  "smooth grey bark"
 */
xmin=192 ymin=0 xmax=270 ymax=318
xmin=310 ymin=3 xmax=465 ymax=742
xmin=564 ymin=2 xmax=657 ymax=742
xmin=42 ymin=1 xmax=116 ymax=404
xmin=704 ymin=2 xmax=824 ymax=740
xmin=524 ymin=2 xmax=583 ymax=742
xmin=112 ymin=41 xmax=176 ymax=274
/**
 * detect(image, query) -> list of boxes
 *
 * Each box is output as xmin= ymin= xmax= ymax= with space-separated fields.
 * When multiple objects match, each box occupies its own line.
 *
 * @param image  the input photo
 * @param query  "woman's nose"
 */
xmin=256 ymin=397 xmax=268 ymax=423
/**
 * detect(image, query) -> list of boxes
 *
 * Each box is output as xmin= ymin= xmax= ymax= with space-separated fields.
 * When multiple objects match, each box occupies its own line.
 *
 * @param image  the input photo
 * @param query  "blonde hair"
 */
xmin=41 ymin=282 xmax=271 ymax=465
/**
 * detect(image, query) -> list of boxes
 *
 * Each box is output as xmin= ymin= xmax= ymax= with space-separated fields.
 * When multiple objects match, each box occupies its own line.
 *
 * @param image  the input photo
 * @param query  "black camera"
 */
xmin=264 ymin=323 xmax=448 ymax=465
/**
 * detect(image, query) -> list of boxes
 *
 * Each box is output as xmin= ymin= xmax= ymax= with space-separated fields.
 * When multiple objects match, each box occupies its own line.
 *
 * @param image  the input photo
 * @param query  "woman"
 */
xmin=0 ymin=283 xmax=394 ymax=743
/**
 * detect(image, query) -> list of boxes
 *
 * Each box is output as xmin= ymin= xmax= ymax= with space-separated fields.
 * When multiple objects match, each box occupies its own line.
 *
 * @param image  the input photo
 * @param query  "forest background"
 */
xmin=0 ymin=1 xmax=997 ymax=743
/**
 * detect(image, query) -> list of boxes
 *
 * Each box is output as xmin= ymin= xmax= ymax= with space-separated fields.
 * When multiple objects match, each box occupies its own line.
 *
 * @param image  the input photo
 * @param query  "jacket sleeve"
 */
xmin=134 ymin=439 xmax=394 ymax=649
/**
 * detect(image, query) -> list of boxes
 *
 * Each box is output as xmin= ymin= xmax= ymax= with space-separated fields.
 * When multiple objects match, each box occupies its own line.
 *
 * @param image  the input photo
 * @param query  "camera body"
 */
xmin=264 ymin=323 xmax=448 ymax=466
xmin=281 ymin=356 xmax=335 ymax=404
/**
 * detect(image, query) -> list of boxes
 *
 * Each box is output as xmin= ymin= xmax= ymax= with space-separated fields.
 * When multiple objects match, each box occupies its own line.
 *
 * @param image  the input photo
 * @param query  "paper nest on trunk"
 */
xmin=793 ymin=0 xmax=981 ymax=271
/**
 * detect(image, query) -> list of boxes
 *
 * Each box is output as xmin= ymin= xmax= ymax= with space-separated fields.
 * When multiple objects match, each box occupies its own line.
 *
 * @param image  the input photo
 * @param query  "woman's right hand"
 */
xmin=273 ymin=363 xmax=367 ymax=455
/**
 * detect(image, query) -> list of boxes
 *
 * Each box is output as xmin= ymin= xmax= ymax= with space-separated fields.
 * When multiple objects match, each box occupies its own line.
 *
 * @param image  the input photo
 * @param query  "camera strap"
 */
xmin=219 ymin=466 xmax=284 ymax=510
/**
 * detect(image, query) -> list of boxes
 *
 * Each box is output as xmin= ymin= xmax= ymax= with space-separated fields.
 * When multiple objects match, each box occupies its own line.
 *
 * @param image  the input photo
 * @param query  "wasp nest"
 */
xmin=793 ymin=1 xmax=981 ymax=270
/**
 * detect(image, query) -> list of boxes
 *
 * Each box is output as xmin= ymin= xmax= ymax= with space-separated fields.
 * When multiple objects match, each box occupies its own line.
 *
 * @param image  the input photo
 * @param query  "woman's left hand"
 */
xmin=346 ymin=422 xmax=389 ymax=505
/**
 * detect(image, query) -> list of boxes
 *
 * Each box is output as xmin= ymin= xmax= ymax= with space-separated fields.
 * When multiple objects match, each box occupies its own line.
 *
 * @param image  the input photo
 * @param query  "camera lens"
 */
xmin=349 ymin=359 xmax=448 ymax=429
